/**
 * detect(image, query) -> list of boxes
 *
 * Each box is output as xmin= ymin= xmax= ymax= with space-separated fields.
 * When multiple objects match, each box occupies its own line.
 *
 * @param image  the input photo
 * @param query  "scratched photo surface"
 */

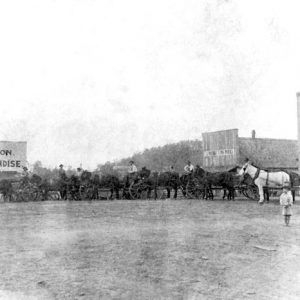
xmin=0 ymin=0 xmax=300 ymax=299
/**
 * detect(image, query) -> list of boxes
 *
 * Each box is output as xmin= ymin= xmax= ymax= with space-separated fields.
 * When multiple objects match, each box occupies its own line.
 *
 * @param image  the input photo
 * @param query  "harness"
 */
xmin=252 ymin=167 xmax=270 ymax=186
xmin=252 ymin=168 xmax=261 ymax=181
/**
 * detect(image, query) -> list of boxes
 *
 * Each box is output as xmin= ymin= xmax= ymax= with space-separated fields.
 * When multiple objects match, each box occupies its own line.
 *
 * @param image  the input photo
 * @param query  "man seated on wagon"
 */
xmin=58 ymin=164 xmax=67 ymax=199
xmin=76 ymin=167 xmax=84 ymax=179
xmin=183 ymin=161 xmax=194 ymax=183
xmin=184 ymin=161 xmax=194 ymax=174
xmin=20 ymin=166 xmax=30 ymax=187
xmin=58 ymin=164 xmax=66 ymax=179
xmin=126 ymin=160 xmax=138 ymax=186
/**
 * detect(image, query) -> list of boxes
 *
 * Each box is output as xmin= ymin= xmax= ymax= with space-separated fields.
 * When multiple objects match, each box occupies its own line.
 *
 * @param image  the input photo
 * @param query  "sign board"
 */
xmin=0 ymin=141 xmax=27 ymax=172
xmin=202 ymin=129 xmax=239 ymax=170
xmin=203 ymin=149 xmax=235 ymax=157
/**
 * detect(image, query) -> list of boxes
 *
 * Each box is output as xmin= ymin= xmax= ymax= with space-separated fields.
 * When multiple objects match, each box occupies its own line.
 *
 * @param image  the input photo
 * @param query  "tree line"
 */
xmin=31 ymin=140 xmax=204 ymax=178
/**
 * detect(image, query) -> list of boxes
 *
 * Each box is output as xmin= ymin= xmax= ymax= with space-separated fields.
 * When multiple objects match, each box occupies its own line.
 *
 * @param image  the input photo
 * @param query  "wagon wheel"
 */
xmin=154 ymin=187 xmax=167 ymax=200
xmin=9 ymin=191 xmax=18 ymax=202
xmin=17 ymin=186 xmax=38 ymax=202
xmin=47 ymin=191 xmax=61 ymax=201
xmin=242 ymin=185 xmax=259 ymax=200
xmin=33 ymin=189 xmax=43 ymax=201
xmin=68 ymin=187 xmax=81 ymax=200
xmin=79 ymin=185 xmax=90 ymax=200
xmin=85 ymin=186 xmax=95 ymax=200
xmin=186 ymin=181 xmax=196 ymax=198
xmin=129 ymin=182 xmax=142 ymax=200
xmin=186 ymin=179 xmax=202 ymax=199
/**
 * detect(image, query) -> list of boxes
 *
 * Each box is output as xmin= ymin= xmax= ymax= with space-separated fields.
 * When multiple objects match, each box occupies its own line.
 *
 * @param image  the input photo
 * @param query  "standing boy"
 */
xmin=280 ymin=184 xmax=293 ymax=226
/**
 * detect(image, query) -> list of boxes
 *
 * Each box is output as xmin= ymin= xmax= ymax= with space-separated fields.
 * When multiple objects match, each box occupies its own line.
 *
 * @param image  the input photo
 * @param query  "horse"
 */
xmin=79 ymin=171 xmax=96 ymax=200
xmin=100 ymin=174 xmax=122 ymax=199
xmin=238 ymin=160 xmax=290 ymax=204
xmin=38 ymin=177 xmax=62 ymax=201
xmin=133 ymin=169 xmax=180 ymax=199
xmin=90 ymin=174 xmax=101 ymax=199
xmin=187 ymin=166 xmax=237 ymax=200
xmin=203 ymin=170 xmax=236 ymax=200
xmin=0 ymin=179 xmax=14 ymax=201
xmin=156 ymin=171 xmax=181 ymax=199
xmin=68 ymin=175 xmax=81 ymax=200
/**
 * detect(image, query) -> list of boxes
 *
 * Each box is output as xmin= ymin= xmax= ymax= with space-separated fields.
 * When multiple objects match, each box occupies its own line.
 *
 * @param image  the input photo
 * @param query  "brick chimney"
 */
xmin=251 ymin=130 xmax=256 ymax=139
xmin=297 ymin=92 xmax=300 ymax=172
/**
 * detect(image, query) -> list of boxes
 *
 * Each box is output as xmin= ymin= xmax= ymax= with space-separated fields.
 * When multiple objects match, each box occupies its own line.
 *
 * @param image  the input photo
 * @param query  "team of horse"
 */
xmin=1 ymin=159 xmax=298 ymax=202
xmin=238 ymin=159 xmax=299 ymax=203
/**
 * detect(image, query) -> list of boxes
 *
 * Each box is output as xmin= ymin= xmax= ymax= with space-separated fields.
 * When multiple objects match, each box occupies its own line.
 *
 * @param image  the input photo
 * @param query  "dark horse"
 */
xmin=125 ymin=168 xmax=181 ymax=199
xmin=188 ymin=166 xmax=237 ymax=200
xmin=100 ymin=173 xmax=122 ymax=199
xmin=0 ymin=179 xmax=14 ymax=201
xmin=152 ymin=171 xmax=181 ymax=199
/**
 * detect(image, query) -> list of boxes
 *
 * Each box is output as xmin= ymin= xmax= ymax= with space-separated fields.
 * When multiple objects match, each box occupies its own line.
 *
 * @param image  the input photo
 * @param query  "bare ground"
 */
xmin=0 ymin=199 xmax=299 ymax=300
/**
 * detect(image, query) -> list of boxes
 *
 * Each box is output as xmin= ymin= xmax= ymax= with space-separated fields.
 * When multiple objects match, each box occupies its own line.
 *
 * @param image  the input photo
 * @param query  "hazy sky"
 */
xmin=0 ymin=0 xmax=299 ymax=169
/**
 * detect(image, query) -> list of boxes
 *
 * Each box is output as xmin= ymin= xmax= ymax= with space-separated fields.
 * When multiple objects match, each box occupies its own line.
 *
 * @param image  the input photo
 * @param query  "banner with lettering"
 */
xmin=0 ymin=141 xmax=27 ymax=172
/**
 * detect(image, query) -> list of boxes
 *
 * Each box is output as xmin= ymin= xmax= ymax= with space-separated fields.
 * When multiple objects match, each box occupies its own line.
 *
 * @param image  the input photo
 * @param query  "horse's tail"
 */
xmin=286 ymin=171 xmax=299 ymax=203
xmin=287 ymin=171 xmax=298 ymax=187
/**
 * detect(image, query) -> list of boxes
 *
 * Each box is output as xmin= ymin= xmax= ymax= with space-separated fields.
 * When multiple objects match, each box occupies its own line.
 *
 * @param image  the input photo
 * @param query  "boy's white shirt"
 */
xmin=128 ymin=165 xmax=137 ymax=173
xmin=280 ymin=191 xmax=293 ymax=206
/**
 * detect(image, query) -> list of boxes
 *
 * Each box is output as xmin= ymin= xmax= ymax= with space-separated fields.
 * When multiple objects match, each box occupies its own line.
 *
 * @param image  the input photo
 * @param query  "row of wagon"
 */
xmin=0 ymin=173 xmax=297 ymax=202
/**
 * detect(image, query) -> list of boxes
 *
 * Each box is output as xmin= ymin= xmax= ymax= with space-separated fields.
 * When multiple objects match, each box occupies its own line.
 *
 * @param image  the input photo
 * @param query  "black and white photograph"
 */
xmin=0 ymin=0 xmax=299 ymax=299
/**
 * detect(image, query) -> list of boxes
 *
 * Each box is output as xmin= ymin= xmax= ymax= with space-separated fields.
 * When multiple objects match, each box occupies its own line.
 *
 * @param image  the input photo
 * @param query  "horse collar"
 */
xmin=253 ymin=168 xmax=260 ymax=181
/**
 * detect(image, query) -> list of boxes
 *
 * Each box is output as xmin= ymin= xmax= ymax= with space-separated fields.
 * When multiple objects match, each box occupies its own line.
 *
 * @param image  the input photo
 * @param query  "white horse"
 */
xmin=238 ymin=161 xmax=290 ymax=204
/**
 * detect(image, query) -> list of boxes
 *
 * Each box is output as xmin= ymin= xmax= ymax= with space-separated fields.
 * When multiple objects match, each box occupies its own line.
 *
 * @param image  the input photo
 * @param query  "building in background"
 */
xmin=202 ymin=129 xmax=298 ymax=172
xmin=0 ymin=141 xmax=27 ymax=180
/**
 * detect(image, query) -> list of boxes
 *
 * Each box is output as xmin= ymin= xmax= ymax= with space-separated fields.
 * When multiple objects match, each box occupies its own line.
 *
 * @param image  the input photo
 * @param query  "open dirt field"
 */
xmin=0 ymin=199 xmax=299 ymax=300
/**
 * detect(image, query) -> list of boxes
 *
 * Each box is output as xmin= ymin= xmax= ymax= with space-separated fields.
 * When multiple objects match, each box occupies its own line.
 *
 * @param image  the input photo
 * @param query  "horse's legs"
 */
xmin=173 ymin=186 xmax=177 ymax=199
xmin=147 ymin=187 xmax=152 ymax=199
xmin=166 ymin=188 xmax=171 ymax=199
xmin=263 ymin=188 xmax=269 ymax=202
xmin=115 ymin=188 xmax=120 ymax=200
xmin=231 ymin=188 xmax=235 ymax=201
xmin=207 ymin=186 xmax=213 ymax=200
xmin=182 ymin=186 xmax=186 ymax=197
xmin=109 ymin=188 xmax=114 ymax=200
xmin=222 ymin=189 xmax=227 ymax=200
xmin=154 ymin=186 xmax=158 ymax=200
xmin=292 ymin=190 xmax=295 ymax=203
xmin=257 ymin=185 xmax=264 ymax=203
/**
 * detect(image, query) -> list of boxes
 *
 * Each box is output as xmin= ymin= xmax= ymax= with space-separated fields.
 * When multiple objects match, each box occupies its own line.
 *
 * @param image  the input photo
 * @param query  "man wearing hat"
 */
xmin=20 ymin=166 xmax=30 ymax=187
xmin=21 ymin=166 xmax=30 ymax=177
xmin=128 ymin=160 xmax=137 ymax=174
xmin=76 ymin=167 xmax=84 ymax=178
xmin=58 ymin=164 xmax=66 ymax=179
xmin=58 ymin=164 xmax=67 ymax=200
xmin=184 ymin=160 xmax=194 ymax=174
xmin=127 ymin=160 xmax=138 ymax=186
xmin=279 ymin=183 xmax=293 ymax=226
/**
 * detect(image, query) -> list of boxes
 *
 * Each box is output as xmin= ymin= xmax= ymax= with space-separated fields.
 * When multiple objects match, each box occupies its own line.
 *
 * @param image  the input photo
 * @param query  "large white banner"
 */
xmin=0 ymin=141 xmax=27 ymax=172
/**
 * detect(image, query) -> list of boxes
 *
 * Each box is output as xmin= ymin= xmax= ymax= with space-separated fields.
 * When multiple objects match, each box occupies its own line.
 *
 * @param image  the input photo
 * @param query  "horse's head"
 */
xmin=93 ymin=174 xmax=100 ymax=184
xmin=194 ymin=165 xmax=205 ymax=178
xmin=30 ymin=174 xmax=42 ymax=186
xmin=81 ymin=171 xmax=92 ymax=181
xmin=238 ymin=158 xmax=251 ymax=176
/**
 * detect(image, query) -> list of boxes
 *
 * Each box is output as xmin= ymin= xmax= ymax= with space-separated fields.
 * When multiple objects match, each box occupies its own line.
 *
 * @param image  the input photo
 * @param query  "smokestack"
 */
xmin=297 ymin=92 xmax=300 ymax=172
xmin=251 ymin=130 xmax=256 ymax=139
